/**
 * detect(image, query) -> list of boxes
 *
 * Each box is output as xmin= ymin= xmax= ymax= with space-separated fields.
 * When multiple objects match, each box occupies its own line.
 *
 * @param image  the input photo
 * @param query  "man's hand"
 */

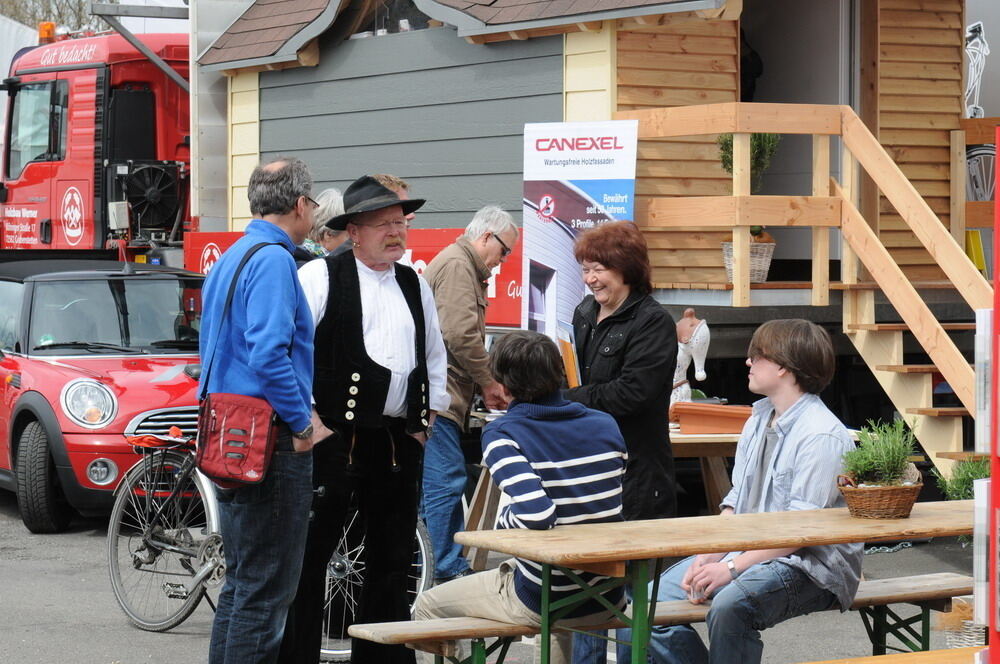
xmin=687 ymin=561 xmax=733 ymax=604
xmin=481 ymin=381 xmax=508 ymax=411
xmin=293 ymin=409 xmax=333 ymax=452
xmin=410 ymin=411 xmax=437 ymax=446
xmin=680 ymin=553 xmax=726 ymax=597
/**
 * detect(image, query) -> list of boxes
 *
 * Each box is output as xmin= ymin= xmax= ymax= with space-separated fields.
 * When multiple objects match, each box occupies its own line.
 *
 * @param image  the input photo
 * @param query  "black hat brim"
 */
xmin=325 ymin=197 xmax=425 ymax=231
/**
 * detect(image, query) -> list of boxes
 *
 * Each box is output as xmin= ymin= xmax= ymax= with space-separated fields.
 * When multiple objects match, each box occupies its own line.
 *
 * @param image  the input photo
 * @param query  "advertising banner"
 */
xmin=520 ymin=120 xmax=639 ymax=335
xmin=183 ymin=229 xmax=522 ymax=328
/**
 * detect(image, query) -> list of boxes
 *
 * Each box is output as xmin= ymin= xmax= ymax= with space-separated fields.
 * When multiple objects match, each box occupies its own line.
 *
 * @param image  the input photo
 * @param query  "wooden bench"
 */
xmin=348 ymin=572 xmax=973 ymax=663
xmin=799 ymin=645 xmax=985 ymax=663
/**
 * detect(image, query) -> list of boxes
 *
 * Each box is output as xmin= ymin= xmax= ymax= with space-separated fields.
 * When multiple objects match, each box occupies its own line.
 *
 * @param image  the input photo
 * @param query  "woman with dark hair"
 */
xmin=565 ymin=220 xmax=678 ymax=520
xmin=566 ymin=220 xmax=678 ymax=663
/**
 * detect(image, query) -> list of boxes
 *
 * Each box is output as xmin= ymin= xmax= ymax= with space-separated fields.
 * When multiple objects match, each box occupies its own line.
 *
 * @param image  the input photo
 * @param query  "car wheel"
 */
xmin=16 ymin=421 xmax=73 ymax=533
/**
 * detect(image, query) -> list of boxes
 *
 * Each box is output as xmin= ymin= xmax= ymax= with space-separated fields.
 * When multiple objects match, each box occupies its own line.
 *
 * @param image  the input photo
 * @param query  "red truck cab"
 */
xmin=1 ymin=33 xmax=189 ymax=260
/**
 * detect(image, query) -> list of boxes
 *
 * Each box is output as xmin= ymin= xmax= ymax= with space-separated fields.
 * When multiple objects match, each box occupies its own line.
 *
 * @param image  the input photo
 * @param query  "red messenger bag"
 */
xmin=196 ymin=242 xmax=281 ymax=488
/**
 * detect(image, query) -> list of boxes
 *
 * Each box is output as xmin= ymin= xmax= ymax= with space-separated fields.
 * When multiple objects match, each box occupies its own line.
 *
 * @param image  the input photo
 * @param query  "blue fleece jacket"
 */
xmin=198 ymin=220 xmax=314 ymax=432
xmin=482 ymin=394 xmax=627 ymax=617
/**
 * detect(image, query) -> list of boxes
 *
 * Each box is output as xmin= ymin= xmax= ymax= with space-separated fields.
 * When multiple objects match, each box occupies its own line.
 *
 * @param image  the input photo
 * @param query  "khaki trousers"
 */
xmin=412 ymin=559 xmax=617 ymax=664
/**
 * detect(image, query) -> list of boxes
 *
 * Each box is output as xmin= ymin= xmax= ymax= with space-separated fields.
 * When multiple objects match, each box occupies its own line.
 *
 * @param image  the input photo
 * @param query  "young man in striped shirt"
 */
xmin=412 ymin=330 xmax=628 ymax=664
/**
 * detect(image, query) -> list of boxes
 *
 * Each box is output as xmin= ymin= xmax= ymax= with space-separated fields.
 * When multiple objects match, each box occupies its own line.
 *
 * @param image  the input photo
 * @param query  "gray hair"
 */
xmin=310 ymin=187 xmax=345 ymax=241
xmin=248 ymin=156 xmax=313 ymax=218
xmin=463 ymin=205 xmax=517 ymax=241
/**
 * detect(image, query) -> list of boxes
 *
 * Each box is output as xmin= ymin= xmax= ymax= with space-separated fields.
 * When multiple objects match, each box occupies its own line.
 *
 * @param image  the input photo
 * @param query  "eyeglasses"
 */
xmin=361 ymin=219 xmax=410 ymax=232
xmin=493 ymin=233 xmax=512 ymax=258
xmin=304 ymin=196 xmax=319 ymax=209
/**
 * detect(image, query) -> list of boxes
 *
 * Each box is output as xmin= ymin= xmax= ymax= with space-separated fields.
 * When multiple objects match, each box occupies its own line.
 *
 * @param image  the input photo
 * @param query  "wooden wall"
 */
xmin=616 ymin=19 xmax=740 ymax=286
xmin=876 ymin=0 xmax=964 ymax=280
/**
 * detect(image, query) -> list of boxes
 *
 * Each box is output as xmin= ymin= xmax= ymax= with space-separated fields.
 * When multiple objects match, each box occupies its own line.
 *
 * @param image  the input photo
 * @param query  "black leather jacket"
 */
xmin=565 ymin=291 xmax=678 ymax=520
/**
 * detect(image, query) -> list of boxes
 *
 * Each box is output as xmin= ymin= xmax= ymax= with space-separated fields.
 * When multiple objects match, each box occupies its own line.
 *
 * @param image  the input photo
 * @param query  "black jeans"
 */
xmin=279 ymin=419 xmax=422 ymax=664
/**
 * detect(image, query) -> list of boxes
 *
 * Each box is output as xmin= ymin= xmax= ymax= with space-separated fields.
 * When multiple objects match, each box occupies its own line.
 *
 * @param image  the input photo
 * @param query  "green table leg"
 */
xmin=540 ymin=564 xmax=552 ymax=664
xmin=630 ymin=559 xmax=651 ymax=664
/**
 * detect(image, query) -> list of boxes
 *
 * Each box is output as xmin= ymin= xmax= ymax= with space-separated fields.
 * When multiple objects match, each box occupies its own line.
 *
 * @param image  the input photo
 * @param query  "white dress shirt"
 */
xmin=298 ymin=257 xmax=450 ymax=418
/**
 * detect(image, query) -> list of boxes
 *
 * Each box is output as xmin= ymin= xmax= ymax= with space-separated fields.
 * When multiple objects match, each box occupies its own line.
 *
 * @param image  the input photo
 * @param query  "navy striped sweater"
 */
xmin=482 ymin=394 xmax=627 ymax=617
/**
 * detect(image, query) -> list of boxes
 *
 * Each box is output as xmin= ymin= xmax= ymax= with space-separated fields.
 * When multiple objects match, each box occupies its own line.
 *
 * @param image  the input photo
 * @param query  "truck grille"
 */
xmin=125 ymin=407 xmax=199 ymax=438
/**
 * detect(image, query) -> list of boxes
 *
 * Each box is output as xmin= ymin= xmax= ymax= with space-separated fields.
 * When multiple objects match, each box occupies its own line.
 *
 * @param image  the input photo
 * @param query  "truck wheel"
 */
xmin=16 ymin=421 xmax=73 ymax=533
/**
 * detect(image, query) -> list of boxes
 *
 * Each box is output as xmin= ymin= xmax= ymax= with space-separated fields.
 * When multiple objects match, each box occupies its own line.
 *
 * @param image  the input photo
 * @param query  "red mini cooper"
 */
xmin=0 ymin=261 xmax=202 ymax=532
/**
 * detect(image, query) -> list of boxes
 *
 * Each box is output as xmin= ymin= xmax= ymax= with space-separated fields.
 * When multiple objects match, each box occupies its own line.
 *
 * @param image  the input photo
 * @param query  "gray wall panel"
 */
xmin=259 ymin=26 xmax=562 ymax=230
xmin=260 ymin=58 xmax=559 ymax=119
xmin=259 ymin=26 xmax=561 ymax=87
xmin=261 ymin=95 xmax=557 ymax=151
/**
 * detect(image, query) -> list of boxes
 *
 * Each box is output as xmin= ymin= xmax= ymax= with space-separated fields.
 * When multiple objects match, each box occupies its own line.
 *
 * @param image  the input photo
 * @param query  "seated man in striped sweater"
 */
xmin=412 ymin=330 xmax=628 ymax=664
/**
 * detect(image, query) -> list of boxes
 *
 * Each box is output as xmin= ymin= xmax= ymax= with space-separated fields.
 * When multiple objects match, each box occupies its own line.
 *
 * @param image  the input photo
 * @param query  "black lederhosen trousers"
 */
xmin=278 ymin=418 xmax=422 ymax=664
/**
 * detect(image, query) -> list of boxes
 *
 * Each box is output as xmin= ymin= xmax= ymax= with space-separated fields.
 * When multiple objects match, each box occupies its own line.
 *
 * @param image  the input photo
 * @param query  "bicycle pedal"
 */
xmin=162 ymin=583 xmax=190 ymax=600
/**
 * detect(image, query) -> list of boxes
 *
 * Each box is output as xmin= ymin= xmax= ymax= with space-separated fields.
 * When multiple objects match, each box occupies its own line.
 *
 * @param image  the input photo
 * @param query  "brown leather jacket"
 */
xmin=423 ymin=236 xmax=492 ymax=428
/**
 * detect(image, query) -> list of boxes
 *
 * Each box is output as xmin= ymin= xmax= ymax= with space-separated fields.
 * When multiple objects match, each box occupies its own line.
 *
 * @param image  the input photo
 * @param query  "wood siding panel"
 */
xmin=877 ymin=0 xmax=964 ymax=280
xmin=618 ymin=20 xmax=739 ymax=285
xmin=258 ymin=28 xmax=562 ymax=228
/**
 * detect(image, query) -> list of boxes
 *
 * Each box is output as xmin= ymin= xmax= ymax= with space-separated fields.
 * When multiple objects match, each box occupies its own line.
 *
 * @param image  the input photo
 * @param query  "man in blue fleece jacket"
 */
xmin=413 ymin=330 xmax=627 ymax=664
xmin=199 ymin=156 xmax=330 ymax=664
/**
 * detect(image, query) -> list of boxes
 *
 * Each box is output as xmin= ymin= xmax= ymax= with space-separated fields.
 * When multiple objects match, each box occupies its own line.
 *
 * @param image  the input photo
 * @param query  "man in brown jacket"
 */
xmin=422 ymin=204 xmax=519 ymax=583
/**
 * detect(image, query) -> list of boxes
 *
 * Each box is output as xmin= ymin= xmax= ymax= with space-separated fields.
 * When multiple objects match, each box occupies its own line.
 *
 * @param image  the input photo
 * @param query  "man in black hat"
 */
xmin=280 ymin=175 xmax=449 ymax=664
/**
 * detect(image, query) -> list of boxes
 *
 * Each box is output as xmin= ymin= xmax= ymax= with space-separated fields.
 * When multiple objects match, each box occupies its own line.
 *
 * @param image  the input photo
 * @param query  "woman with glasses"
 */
xmin=565 ymin=221 xmax=679 ymax=663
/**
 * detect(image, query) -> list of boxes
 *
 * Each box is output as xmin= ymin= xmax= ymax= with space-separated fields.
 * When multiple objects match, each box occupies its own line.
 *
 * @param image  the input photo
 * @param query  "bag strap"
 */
xmin=200 ymin=242 xmax=280 ymax=398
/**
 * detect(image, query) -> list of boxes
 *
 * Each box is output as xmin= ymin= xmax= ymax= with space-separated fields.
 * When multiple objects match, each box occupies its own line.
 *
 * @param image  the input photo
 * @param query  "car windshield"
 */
xmin=30 ymin=277 xmax=202 ymax=354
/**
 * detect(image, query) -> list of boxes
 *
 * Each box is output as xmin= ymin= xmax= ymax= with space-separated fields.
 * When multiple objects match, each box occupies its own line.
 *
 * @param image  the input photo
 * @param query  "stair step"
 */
xmin=875 ymin=364 xmax=940 ymax=373
xmin=905 ymin=407 xmax=970 ymax=417
xmin=848 ymin=323 xmax=975 ymax=332
xmin=837 ymin=281 xmax=956 ymax=291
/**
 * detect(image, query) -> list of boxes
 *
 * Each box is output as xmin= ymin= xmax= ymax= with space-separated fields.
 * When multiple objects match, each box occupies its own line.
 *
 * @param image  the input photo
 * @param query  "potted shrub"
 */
xmin=717 ymin=132 xmax=781 ymax=193
xmin=932 ymin=459 xmax=990 ymax=647
xmin=718 ymin=133 xmax=780 ymax=283
xmin=838 ymin=419 xmax=922 ymax=519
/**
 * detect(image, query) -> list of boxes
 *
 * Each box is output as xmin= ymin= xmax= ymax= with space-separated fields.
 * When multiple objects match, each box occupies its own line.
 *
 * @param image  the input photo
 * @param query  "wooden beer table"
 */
xmin=454 ymin=500 xmax=974 ymax=664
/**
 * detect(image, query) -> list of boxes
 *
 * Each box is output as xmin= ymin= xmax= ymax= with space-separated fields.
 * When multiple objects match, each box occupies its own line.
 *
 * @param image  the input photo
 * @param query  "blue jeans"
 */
xmin=572 ymin=629 xmax=629 ymax=664
xmin=421 ymin=416 xmax=470 ymax=580
xmin=620 ymin=557 xmax=838 ymax=664
xmin=209 ymin=447 xmax=313 ymax=664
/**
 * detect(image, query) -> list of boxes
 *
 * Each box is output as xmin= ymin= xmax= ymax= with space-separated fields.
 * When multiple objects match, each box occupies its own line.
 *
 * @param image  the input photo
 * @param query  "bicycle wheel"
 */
xmin=966 ymin=144 xmax=995 ymax=202
xmin=319 ymin=511 xmax=435 ymax=662
xmin=108 ymin=450 xmax=222 ymax=632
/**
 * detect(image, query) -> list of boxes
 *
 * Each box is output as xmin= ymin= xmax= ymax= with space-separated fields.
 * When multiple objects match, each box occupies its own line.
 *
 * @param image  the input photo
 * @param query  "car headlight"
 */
xmin=60 ymin=379 xmax=118 ymax=429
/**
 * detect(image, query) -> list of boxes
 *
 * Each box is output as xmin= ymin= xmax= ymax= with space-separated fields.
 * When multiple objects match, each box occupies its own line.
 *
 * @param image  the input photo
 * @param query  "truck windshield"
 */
xmin=30 ymin=277 xmax=202 ymax=354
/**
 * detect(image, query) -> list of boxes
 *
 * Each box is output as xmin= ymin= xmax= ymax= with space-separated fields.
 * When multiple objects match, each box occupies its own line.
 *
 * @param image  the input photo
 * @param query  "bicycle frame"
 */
xmin=115 ymin=446 xmax=222 ymax=588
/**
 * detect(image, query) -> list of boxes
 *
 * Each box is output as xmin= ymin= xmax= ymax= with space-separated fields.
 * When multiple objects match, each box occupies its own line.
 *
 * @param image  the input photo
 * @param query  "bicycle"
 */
xmin=107 ymin=428 xmax=223 ymax=632
xmin=107 ymin=428 xmax=435 ymax=662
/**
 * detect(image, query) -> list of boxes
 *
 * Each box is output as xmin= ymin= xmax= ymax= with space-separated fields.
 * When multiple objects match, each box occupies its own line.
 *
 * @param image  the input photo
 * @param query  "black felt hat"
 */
xmin=325 ymin=175 xmax=426 ymax=230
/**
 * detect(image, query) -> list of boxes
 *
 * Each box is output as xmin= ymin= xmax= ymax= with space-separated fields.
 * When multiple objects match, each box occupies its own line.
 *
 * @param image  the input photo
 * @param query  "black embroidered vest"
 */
xmin=313 ymin=252 xmax=430 ymax=433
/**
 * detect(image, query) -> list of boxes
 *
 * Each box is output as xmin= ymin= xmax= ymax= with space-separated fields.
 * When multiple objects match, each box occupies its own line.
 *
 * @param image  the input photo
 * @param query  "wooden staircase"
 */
xmin=613 ymin=102 xmax=993 ymax=473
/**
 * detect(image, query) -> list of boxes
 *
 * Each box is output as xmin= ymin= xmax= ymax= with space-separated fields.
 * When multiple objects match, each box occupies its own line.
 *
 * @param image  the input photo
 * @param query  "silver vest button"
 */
xmin=349 ymin=386 xmax=359 ymax=395
xmin=347 ymin=399 xmax=356 ymax=408
xmin=345 ymin=411 xmax=355 ymax=421
xmin=351 ymin=373 xmax=361 ymax=382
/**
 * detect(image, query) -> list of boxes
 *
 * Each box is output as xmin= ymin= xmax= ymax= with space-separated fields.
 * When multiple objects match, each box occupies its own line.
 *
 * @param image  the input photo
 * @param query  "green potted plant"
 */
xmin=931 ymin=459 xmax=989 ymax=647
xmin=718 ymin=133 xmax=780 ymax=282
xmin=717 ymin=132 xmax=781 ymax=193
xmin=838 ymin=419 xmax=922 ymax=519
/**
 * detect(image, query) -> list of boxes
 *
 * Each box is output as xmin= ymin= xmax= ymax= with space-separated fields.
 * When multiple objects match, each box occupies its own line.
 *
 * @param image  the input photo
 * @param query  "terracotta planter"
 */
xmin=670 ymin=402 xmax=752 ymax=434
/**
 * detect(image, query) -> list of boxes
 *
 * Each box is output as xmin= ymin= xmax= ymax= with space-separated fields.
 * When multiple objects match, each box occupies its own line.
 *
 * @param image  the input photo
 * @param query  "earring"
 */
xmin=352 ymin=241 xmax=360 ymax=248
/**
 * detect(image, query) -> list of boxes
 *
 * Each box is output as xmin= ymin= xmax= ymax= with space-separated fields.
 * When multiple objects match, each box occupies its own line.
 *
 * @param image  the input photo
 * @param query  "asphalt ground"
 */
xmin=0 ymin=487 xmax=976 ymax=664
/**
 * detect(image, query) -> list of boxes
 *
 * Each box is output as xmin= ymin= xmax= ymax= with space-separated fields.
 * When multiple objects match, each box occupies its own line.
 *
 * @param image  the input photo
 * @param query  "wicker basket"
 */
xmin=945 ymin=621 xmax=987 ymax=648
xmin=837 ymin=475 xmax=922 ymax=519
xmin=722 ymin=242 xmax=775 ymax=283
